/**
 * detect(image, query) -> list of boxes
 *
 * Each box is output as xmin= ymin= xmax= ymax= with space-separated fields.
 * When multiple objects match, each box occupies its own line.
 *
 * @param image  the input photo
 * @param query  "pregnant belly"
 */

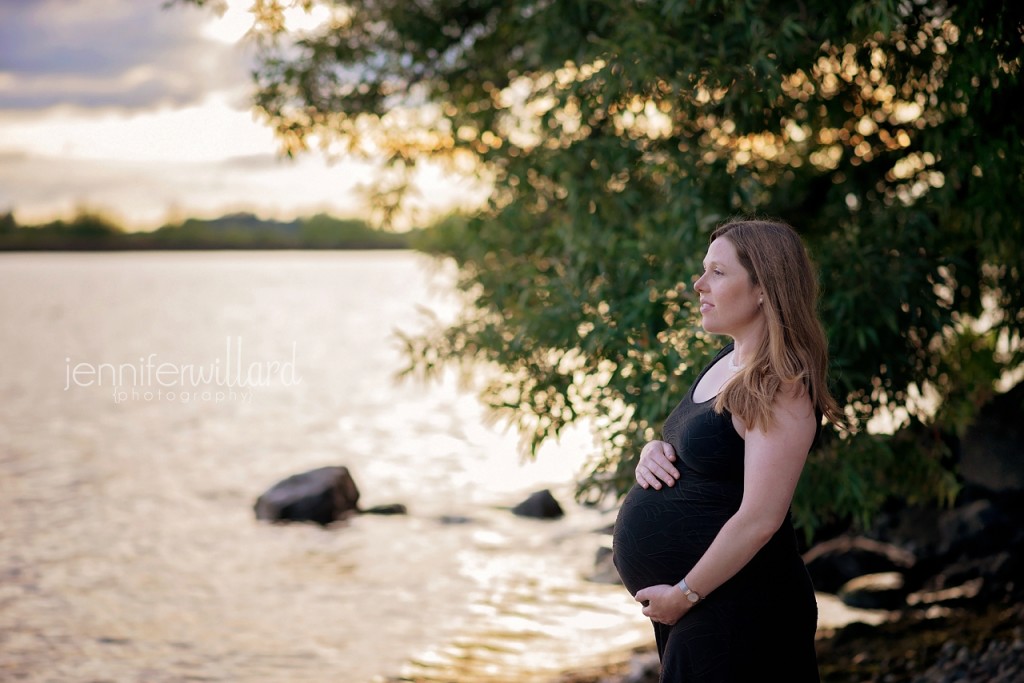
xmin=611 ymin=482 xmax=737 ymax=595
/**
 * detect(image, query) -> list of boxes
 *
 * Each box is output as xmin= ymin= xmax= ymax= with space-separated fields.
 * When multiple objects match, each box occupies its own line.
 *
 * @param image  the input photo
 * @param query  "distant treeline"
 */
xmin=0 ymin=211 xmax=424 ymax=250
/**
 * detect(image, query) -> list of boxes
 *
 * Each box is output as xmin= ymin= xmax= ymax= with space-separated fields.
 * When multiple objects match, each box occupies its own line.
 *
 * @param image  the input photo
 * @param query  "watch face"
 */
xmin=686 ymin=591 xmax=700 ymax=603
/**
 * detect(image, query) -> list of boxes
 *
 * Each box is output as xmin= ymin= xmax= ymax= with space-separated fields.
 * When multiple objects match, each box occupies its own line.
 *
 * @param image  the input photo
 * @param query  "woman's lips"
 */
xmin=700 ymin=302 xmax=714 ymax=313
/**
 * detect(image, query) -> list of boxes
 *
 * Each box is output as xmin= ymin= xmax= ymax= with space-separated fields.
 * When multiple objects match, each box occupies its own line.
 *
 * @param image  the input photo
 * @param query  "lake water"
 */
xmin=0 ymin=250 xmax=655 ymax=683
xmin=0 ymin=250 xmax=878 ymax=682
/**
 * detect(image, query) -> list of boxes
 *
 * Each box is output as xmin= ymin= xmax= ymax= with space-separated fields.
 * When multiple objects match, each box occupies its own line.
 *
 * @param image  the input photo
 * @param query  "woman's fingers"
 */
xmin=649 ymin=461 xmax=678 ymax=486
xmin=636 ymin=588 xmax=678 ymax=625
xmin=636 ymin=464 xmax=660 ymax=489
xmin=636 ymin=442 xmax=680 ymax=488
xmin=642 ymin=443 xmax=679 ymax=486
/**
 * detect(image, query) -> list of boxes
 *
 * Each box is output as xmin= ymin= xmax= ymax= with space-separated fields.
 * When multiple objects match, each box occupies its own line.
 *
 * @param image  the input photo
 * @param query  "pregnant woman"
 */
xmin=613 ymin=219 xmax=847 ymax=681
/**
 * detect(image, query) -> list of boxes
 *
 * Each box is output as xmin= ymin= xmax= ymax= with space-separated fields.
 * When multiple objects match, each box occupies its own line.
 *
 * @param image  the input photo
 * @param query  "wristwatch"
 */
xmin=676 ymin=578 xmax=702 ymax=604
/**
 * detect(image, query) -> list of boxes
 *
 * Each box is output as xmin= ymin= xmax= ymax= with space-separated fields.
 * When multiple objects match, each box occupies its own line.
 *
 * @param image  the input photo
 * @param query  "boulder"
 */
xmin=803 ymin=535 xmax=916 ymax=593
xmin=254 ymin=466 xmax=360 ymax=525
xmin=867 ymin=494 xmax=1024 ymax=601
xmin=959 ymin=382 xmax=1024 ymax=493
xmin=837 ymin=571 xmax=908 ymax=610
xmin=928 ymin=499 xmax=1005 ymax=558
xmin=511 ymin=489 xmax=564 ymax=519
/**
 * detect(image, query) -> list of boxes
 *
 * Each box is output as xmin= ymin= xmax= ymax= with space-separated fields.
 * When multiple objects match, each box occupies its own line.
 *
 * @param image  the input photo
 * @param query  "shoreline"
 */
xmin=553 ymin=599 xmax=1024 ymax=683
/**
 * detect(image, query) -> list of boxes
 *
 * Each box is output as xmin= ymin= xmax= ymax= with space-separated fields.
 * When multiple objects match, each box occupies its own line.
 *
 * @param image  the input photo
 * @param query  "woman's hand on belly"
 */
xmin=635 ymin=583 xmax=691 ymax=625
xmin=636 ymin=440 xmax=680 ymax=490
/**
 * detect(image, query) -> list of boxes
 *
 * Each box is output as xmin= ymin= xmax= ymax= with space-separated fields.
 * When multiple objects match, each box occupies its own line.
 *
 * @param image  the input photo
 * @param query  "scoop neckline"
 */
xmin=689 ymin=343 xmax=735 ymax=405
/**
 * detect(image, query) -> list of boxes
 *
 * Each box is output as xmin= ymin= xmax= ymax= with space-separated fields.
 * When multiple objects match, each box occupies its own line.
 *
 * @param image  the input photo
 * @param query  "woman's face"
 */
xmin=693 ymin=237 xmax=764 ymax=337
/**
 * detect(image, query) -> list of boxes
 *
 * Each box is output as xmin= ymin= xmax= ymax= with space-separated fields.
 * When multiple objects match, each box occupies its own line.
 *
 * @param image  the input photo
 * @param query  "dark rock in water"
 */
xmin=511 ymin=489 xmax=564 ymax=519
xmin=254 ymin=466 xmax=360 ymax=525
xmin=837 ymin=571 xmax=907 ymax=610
xmin=361 ymin=503 xmax=408 ymax=515
xmin=803 ymin=535 xmax=916 ymax=594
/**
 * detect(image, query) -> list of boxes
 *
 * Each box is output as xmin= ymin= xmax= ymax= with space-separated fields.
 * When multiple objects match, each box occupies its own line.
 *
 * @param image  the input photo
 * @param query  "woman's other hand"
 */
xmin=636 ymin=440 xmax=679 ymax=489
xmin=635 ymin=584 xmax=690 ymax=625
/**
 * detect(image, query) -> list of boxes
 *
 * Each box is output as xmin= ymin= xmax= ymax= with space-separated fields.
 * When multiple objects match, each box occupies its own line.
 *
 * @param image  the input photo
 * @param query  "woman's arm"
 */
xmin=636 ymin=387 xmax=817 ymax=624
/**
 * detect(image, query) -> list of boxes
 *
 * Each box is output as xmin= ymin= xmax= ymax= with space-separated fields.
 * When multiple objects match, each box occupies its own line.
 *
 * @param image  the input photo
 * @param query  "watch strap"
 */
xmin=676 ymin=577 xmax=702 ymax=604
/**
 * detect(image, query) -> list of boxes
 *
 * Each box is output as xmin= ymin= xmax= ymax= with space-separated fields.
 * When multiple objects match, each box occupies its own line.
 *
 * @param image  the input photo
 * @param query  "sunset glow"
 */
xmin=3 ymin=95 xmax=275 ymax=163
xmin=0 ymin=0 xmax=485 ymax=230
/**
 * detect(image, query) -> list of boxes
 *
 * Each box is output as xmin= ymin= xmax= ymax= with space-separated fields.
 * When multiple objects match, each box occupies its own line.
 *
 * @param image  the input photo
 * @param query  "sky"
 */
xmin=0 ymin=0 xmax=485 ymax=230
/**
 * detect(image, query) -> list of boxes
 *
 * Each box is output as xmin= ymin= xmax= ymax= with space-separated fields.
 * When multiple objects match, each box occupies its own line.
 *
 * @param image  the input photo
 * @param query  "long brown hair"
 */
xmin=710 ymin=219 xmax=846 ymax=432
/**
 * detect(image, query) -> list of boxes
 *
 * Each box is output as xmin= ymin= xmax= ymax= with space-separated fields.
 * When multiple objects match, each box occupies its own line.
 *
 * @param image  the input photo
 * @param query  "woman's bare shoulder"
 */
xmin=774 ymin=380 xmax=815 ymax=425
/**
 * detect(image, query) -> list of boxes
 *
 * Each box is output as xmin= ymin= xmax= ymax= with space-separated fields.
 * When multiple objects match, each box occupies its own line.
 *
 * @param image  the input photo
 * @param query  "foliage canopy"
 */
xmin=182 ymin=0 xmax=1024 ymax=534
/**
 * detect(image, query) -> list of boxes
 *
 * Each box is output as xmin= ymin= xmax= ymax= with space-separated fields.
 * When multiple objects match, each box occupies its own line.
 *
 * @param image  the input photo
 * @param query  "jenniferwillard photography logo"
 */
xmin=63 ymin=337 xmax=303 ymax=404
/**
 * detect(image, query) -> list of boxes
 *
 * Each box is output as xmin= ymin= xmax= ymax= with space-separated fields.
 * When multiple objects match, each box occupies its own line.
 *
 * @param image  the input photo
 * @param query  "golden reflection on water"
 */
xmin=0 ymin=251 xmax=652 ymax=683
xmin=395 ymin=517 xmax=650 ymax=682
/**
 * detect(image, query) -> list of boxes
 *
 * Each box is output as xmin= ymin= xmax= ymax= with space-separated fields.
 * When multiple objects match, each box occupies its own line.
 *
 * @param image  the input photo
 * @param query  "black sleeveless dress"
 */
xmin=612 ymin=344 xmax=820 ymax=682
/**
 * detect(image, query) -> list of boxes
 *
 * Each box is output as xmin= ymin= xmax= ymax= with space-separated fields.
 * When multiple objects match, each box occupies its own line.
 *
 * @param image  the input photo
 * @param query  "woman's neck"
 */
xmin=730 ymin=327 xmax=766 ymax=368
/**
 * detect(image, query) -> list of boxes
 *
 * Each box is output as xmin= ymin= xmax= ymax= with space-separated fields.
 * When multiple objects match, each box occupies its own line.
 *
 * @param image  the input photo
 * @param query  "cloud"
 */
xmin=0 ymin=0 xmax=252 ymax=111
xmin=0 ymin=94 xmax=281 ymax=163
xmin=0 ymin=151 xmax=374 ymax=228
xmin=0 ymin=149 xmax=488 ymax=230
